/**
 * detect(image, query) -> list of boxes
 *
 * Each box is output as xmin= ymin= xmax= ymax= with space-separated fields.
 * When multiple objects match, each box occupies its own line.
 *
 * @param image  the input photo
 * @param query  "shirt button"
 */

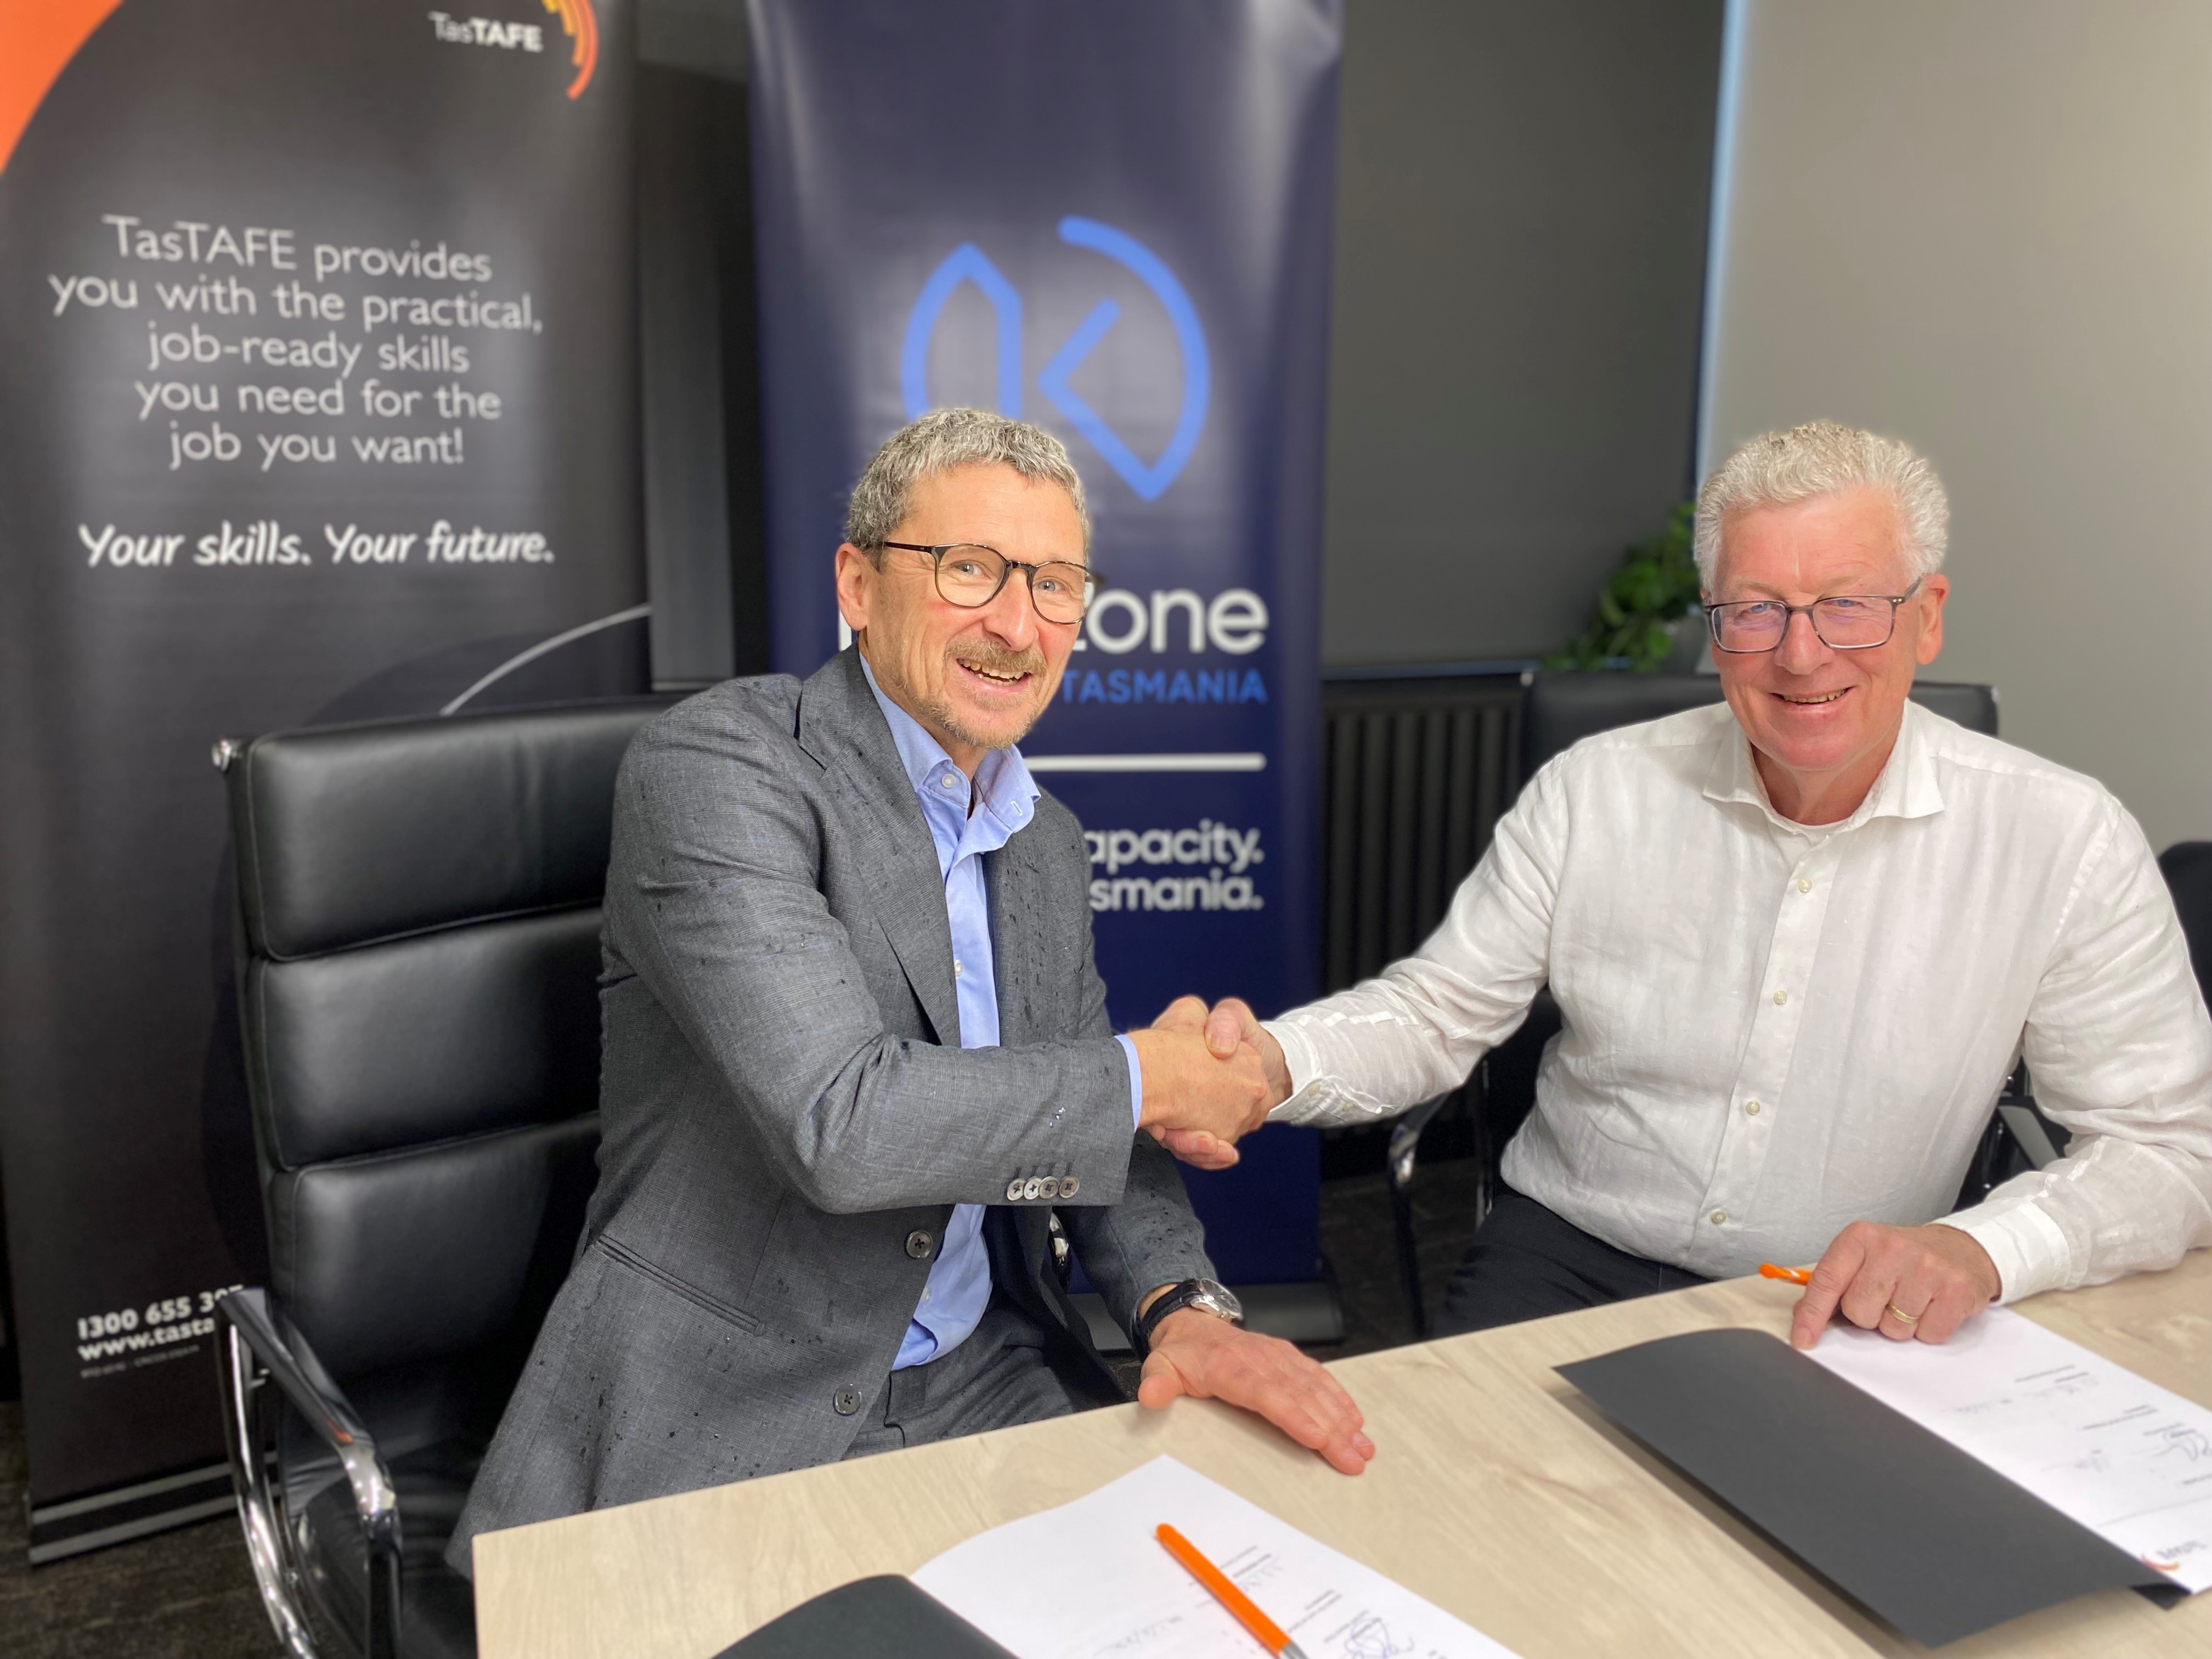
xmin=905 ymin=1229 xmax=934 ymax=1259
xmin=1773 ymin=989 xmax=1788 ymax=1006
xmin=940 ymin=774 xmax=960 ymax=791
xmin=1798 ymin=878 xmax=1813 ymax=894
xmin=953 ymin=960 xmax=964 ymax=977
xmin=1745 ymin=1100 xmax=1762 ymax=1116
xmin=833 ymin=1386 xmax=863 ymax=1416
xmin=1709 ymin=1209 xmax=1729 ymax=1225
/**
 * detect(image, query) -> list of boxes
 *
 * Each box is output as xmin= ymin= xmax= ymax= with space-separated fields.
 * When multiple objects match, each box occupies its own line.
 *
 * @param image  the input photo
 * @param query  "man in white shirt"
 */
xmin=1163 ymin=420 xmax=2212 ymax=1348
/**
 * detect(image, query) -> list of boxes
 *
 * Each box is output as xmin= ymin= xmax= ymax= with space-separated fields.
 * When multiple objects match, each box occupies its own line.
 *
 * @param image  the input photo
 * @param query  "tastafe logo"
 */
xmin=426 ymin=2 xmax=601 ymax=99
xmin=0 ymin=0 xmax=600 ymax=178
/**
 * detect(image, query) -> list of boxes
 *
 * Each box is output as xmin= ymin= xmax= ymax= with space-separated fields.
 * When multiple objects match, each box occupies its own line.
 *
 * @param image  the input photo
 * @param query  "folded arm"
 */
xmin=1795 ymin=802 xmax=2212 ymax=1347
xmin=1943 ymin=803 xmax=2212 ymax=1302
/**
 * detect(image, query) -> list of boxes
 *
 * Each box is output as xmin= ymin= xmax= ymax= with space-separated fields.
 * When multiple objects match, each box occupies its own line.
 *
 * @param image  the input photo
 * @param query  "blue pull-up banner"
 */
xmin=746 ymin=0 xmax=1341 ymax=1284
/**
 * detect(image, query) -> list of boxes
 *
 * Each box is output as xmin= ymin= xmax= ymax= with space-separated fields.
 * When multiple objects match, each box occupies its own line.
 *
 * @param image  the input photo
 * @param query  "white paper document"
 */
xmin=1807 ymin=1307 xmax=2212 ymax=1593
xmin=912 ymin=1454 xmax=1520 ymax=1659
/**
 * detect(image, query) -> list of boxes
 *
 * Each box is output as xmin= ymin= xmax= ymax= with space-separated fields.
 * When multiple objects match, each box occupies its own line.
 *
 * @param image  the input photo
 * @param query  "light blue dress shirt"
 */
xmin=860 ymin=659 xmax=1143 ymax=1369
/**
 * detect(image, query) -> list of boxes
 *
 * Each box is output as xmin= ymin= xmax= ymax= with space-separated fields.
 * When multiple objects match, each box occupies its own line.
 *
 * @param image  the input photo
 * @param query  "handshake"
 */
xmin=1126 ymin=996 xmax=1294 ymax=1172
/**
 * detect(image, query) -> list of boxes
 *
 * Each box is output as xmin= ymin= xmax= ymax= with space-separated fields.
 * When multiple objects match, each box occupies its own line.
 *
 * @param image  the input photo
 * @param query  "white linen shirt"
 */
xmin=1266 ymin=700 xmax=2212 ymax=1302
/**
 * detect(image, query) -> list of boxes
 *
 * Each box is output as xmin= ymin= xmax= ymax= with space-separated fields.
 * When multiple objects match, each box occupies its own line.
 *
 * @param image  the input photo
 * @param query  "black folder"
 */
xmin=1557 ymin=1327 xmax=2177 ymax=1647
xmin=713 ymin=1573 xmax=1015 ymax=1658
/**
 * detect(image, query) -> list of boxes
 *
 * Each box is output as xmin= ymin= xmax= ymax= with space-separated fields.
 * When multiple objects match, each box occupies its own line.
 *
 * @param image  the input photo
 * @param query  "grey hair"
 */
xmin=844 ymin=408 xmax=1090 ymax=553
xmin=1694 ymin=420 xmax=1949 ymax=589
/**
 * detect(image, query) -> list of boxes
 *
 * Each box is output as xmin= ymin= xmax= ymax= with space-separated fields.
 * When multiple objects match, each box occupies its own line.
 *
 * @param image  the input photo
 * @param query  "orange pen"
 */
xmin=1156 ymin=1522 xmax=1309 ymax=1659
xmin=1758 ymin=1262 xmax=1813 ymax=1285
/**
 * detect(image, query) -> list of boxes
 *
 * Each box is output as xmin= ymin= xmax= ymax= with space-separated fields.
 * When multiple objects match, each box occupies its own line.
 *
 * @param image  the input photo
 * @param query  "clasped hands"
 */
xmin=1126 ymin=995 xmax=1288 ymax=1171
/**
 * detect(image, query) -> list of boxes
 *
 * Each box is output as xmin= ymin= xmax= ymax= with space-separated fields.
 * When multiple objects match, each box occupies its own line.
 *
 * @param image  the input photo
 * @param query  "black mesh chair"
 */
xmin=210 ymin=699 xmax=668 ymax=1659
xmin=2158 ymin=842 xmax=2212 ymax=1004
xmin=1387 ymin=672 xmax=2042 ymax=1330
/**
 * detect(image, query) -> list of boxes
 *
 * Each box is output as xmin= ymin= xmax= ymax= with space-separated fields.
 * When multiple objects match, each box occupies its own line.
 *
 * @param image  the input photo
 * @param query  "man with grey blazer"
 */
xmin=450 ymin=411 xmax=1370 ymax=1570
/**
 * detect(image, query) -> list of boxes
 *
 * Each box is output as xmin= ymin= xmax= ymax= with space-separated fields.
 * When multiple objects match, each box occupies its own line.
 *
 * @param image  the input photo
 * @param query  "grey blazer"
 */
xmin=448 ymin=648 xmax=1215 ymax=1569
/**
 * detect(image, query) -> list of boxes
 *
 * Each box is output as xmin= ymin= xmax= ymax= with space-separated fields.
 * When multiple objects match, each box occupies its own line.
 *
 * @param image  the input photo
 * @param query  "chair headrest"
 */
xmin=1520 ymin=673 xmax=1998 ymax=780
xmin=224 ymin=699 xmax=671 ymax=959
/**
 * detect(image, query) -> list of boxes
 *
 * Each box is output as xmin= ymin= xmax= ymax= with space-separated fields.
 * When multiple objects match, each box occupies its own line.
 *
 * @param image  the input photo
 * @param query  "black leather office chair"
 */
xmin=210 ymin=698 xmax=669 ymax=1659
xmin=2158 ymin=842 xmax=2212 ymax=1003
xmin=1518 ymin=670 xmax=1999 ymax=772
xmin=1386 ymin=672 xmax=2039 ymax=1330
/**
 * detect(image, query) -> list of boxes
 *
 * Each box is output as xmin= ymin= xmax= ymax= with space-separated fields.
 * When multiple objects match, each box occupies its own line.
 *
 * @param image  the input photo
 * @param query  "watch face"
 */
xmin=1192 ymin=1280 xmax=1243 ymax=1322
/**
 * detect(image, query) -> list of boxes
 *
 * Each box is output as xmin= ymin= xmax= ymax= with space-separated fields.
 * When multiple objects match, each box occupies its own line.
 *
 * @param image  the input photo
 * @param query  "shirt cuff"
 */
xmin=1114 ymin=1033 xmax=1143 ymax=1130
xmin=1262 ymin=1019 xmax=1319 ymax=1117
xmin=1940 ymin=1199 xmax=2073 ymax=1304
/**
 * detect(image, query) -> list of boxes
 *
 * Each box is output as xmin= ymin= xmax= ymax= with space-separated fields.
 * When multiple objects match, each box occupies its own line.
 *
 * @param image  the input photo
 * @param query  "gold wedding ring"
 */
xmin=1884 ymin=1302 xmax=1921 ymax=1326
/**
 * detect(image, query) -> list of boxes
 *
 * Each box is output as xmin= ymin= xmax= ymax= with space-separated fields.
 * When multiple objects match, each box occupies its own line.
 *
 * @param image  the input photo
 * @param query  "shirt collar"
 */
xmin=857 ymin=652 xmax=1037 ymax=833
xmin=1703 ymin=695 xmax=1945 ymax=834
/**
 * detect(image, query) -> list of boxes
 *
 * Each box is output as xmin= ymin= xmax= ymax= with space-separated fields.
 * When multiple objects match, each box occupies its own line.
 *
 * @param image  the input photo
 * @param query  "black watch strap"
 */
xmin=1132 ymin=1278 xmax=1243 ymax=1360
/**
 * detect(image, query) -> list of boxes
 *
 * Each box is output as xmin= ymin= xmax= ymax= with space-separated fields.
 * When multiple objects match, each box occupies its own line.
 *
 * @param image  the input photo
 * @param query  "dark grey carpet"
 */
xmin=0 ymin=1400 xmax=279 ymax=1658
xmin=0 ymin=1155 xmax=1486 ymax=1657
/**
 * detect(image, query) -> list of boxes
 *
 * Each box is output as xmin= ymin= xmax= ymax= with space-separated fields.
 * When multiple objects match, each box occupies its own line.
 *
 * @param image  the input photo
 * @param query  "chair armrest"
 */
xmin=1387 ymin=1095 xmax=1452 ymax=1193
xmin=1994 ymin=1103 xmax=2065 ymax=1170
xmin=216 ymin=1287 xmax=402 ymax=1659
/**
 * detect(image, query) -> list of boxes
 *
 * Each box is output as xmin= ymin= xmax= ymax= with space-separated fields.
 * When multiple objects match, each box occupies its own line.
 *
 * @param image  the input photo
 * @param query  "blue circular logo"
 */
xmin=900 ymin=218 xmax=1210 ymax=502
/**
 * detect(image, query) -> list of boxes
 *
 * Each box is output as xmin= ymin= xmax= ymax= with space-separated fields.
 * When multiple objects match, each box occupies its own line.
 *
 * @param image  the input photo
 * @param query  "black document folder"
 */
xmin=1558 ymin=1327 xmax=2175 ymax=1647
xmin=713 ymin=1573 xmax=1015 ymax=1658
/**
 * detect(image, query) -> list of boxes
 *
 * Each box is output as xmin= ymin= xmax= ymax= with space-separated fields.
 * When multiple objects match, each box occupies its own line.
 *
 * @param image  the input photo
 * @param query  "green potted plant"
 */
xmin=1546 ymin=501 xmax=1705 ymax=673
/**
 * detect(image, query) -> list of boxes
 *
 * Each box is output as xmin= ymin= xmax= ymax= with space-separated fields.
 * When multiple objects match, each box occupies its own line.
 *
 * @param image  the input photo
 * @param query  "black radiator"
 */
xmin=1318 ymin=672 xmax=1526 ymax=994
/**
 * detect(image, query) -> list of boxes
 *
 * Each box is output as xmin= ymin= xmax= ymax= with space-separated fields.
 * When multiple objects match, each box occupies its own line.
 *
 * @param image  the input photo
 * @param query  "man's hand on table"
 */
xmin=1143 ymin=997 xmax=1293 ymax=1171
xmin=1790 ymin=1220 xmax=2004 ymax=1348
xmin=1135 ymin=1301 xmax=1375 ymax=1475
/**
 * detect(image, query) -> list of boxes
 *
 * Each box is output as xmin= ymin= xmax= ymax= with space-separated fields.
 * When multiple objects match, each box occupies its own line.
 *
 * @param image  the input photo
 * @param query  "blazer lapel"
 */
xmin=984 ymin=831 xmax=1049 ymax=1048
xmin=796 ymin=650 xmax=961 ymax=1047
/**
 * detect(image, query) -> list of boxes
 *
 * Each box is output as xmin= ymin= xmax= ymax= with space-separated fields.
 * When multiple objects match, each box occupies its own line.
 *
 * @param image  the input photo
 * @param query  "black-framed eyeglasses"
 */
xmin=1705 ymin=578 xmax=1925 ymax=653
xmin=878 ymin=541 xmax=1101 ymax=625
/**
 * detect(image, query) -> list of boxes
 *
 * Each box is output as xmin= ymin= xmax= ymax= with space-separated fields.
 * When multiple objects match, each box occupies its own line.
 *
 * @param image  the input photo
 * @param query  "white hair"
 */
xmin=845 ymin=408 xmax=1089 ymax=554
xmin=1694 ymin=420 xmax=1949 ymax=589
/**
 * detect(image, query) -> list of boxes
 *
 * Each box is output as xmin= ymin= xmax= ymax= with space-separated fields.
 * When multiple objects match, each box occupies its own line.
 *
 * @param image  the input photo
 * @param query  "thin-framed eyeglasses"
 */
xmin=879 ymin=540 xmax=1101 ymax=625
xmin=1705 ymin=578 xmax=1925 ymax=653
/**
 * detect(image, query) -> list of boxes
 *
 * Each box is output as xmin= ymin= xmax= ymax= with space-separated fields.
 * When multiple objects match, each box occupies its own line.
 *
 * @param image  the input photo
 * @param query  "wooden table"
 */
xmin=474 ymin=1252 xmax=2212 ymax=1659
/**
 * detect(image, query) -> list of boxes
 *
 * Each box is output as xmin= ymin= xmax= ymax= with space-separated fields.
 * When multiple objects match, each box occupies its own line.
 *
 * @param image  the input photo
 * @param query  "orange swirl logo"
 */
xmin=540 ymin=0 xmax=599 ymax=100
xmin=3 ymin=2 xmax=602 ymax=177
xmin=0 ymin=0 xmax=127 ymax=177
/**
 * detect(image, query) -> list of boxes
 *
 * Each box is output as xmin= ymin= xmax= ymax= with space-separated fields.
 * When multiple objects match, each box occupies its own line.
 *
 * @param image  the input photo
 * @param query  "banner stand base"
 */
xmin=27 ymin=1462 xmax=232 ymax=1564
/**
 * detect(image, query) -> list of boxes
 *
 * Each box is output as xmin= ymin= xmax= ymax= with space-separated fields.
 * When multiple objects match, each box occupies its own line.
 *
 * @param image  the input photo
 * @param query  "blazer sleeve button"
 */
xmin=1059 ymin=1176 xmax=1079 ymax=1197
xmin=1022 ymin=1177 xmax=1045 ymax=1200
xmin=1039 ymin=1177 xmax=1061 ymax=1199
xmin=905 ymin=1228 xmax=934 ymax=1259
xmin=1005 ymin=1178 xmax=1025 ymax=1201
xmin=833 ymin=1386 xmax=862 ymax=1416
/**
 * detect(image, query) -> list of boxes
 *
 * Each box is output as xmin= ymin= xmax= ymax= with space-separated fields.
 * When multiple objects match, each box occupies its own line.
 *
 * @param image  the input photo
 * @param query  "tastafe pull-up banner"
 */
xmin=747 ymin=1 xmax=1340 ymax=1286
xmin=0 ymin=0 xmax=644 ymax=1555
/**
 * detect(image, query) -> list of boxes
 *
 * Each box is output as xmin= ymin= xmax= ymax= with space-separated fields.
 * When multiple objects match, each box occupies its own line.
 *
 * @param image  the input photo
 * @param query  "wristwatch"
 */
xmin=1132 ymin=1278 xmax=1244 ymax=1359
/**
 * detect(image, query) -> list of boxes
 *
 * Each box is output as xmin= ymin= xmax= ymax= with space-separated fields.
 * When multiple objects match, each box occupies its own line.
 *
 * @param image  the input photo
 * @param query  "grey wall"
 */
xmin=1321 ymin=0 xmax=1723 ymax=667
xmin=1706 ymin=0 xmax=2212 ymax=849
